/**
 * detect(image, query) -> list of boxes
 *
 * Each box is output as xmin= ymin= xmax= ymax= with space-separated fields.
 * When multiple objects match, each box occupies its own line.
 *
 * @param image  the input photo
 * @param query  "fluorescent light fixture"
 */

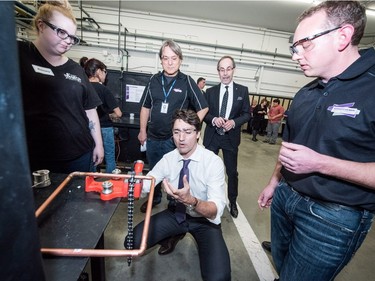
xmin=366 ymin=9 xmax=375 ymax=17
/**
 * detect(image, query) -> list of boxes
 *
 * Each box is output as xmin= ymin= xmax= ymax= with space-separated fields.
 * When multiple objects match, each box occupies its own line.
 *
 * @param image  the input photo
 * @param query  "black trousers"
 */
xmin=127 ymin=209 xmax=231 ymax=281
xmin=205 ymin=133 xmax=239 ymax=203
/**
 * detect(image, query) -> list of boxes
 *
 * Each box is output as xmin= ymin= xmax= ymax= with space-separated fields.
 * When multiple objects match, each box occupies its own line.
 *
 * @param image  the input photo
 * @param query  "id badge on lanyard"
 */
xmin=161 ymin=76 xmax=176 ymax=114
xmin=161 ymin=102 xmax=169 ymax=113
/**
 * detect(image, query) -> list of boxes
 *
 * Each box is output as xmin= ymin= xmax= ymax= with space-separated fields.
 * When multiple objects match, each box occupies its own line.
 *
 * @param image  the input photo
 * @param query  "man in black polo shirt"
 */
xmin=258 ymin=1 xmax=375 ymax=280
xmin=138 ymin=39 xmax=208 ymax=255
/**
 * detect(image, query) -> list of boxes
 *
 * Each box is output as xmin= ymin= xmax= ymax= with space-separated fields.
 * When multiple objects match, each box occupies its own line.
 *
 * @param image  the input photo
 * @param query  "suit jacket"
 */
xmin=203 ymin=82 xmax=250 ymax=148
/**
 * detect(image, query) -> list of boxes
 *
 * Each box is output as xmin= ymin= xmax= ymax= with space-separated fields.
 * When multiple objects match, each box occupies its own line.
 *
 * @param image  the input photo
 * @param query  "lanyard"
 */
xmin=161 ymin=76 xmax=176 ymax=102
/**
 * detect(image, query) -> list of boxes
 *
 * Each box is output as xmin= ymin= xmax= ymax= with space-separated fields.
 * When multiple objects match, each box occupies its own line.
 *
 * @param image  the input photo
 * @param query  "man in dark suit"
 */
xmin=203 ymin=56 xmax=250 ymax=218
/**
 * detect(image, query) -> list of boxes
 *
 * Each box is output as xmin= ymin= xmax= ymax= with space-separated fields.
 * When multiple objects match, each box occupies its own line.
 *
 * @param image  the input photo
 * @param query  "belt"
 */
xmin=281 ymin=178 xmax=367 ymax=213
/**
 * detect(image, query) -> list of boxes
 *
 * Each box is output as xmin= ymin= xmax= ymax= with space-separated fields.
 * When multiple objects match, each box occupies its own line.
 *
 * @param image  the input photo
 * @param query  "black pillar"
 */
xmin=0 ymin=2 xmax=45 ymax=280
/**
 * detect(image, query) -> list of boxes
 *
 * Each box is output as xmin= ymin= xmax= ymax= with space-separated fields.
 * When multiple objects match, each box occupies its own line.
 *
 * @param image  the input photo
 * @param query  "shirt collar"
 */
xmin=176 ymin=144 xmax=203 ymax=163
xmin=307 ymin=48 xmax=375 ymax=90
xmin=221 ymin=81 xmax=233 ymax=91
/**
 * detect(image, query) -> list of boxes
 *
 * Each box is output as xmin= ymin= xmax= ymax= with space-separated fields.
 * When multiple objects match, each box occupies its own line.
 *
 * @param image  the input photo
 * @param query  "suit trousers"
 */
xmin=127 ymin=208 xmax=231 ymax=281
xmin=205 ymin=133 xmax=239 ymax=203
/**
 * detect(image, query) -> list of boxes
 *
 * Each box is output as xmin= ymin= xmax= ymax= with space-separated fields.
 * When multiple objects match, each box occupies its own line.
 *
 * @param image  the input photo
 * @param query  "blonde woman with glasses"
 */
xmin=18 ymin=0 xmax=104 ymax=173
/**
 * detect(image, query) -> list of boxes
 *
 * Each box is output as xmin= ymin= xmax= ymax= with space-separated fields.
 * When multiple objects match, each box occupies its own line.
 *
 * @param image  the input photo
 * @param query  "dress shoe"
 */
xmin=229 ymin=202 xmax=238 ymax=218
xmin=140 ymin=199 xmax=161 ymax=213
xmin=261 ymin=241 xmax=271 ymax=253
xmin=158 ymin=233 xmax=186 ymax=255
xmin=252 ymin=137 xmax=258 ymax=142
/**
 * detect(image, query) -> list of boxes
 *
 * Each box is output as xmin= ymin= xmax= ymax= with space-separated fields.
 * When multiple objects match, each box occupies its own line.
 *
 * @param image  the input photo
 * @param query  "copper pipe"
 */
xmin=36 ymin=172 xmax=155 ymax=257
xmin=41 ymin=248 xmax=146 ymax=257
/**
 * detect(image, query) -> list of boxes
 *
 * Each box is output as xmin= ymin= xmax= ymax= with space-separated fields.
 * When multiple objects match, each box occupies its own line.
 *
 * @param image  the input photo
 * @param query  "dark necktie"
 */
xmin=216 ymin=85 xmax=229 ymax=135
xmin=175 ymin=159 xmax=191 ymax=223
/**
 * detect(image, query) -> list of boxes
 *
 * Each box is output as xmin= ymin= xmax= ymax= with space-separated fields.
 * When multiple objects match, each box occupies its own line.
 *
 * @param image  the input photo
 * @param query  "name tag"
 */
xmin=32 ymin=64 xmax=54 ymax=76
xmin=161 ymin=102 xmax=169 ymax=114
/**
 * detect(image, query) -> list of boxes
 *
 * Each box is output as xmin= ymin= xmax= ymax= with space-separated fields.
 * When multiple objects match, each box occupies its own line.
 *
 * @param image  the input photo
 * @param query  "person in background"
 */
xmin=138 ymin=39 xmax=208 ymax=253
xmin=197 ymin=77 xmax=206 ymax=94
xmin=203 ymin=55 xmax=250 ymax=218
xmin=126 ymin=109 xmax=231 ymax=281
xmin=258 ymin=1 xmax=375 ymax=280
xmin=244 ymin=99 xmax=258 ymax=134
xmin=79 ymin=56 xmax=88 ymax=68
xmin=17 ymin=0 xmax=104 ymax=173
xmin=85 ymin=58 xmax=122 ymax=173
xmin=263 ymin=99 xmax=285 ymax=145
xmin=197 ymin=77 xmax=207 ymax=143
xmin=259 ymin=100 xmax=270 ymax=136
xmin=251 ymin=98 xmax=268 ymax=142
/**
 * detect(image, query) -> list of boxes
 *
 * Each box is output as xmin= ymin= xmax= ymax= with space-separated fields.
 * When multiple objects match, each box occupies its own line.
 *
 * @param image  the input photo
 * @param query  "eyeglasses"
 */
xmin=289 ymin=26 xmax=341 ymax=55
xmin=173 ymin=129 xmax=197 ymax=136
xmin=42 ymin=20 xmax=80 ymax=45
xmin=218 ymin=67 xmax=234 ymax=73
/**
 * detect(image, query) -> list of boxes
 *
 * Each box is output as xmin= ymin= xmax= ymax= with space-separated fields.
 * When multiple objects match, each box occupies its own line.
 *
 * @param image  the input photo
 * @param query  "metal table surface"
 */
xmin=33 ymin=173 xmax=121 ymax=281
xmin=111 ymin=116 xmax=140 ymax=128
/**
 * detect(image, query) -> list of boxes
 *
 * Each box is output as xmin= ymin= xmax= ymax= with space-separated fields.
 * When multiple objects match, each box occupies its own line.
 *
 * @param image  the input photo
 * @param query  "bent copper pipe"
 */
xmin=36 ymin=171 xmax=155 ymax=257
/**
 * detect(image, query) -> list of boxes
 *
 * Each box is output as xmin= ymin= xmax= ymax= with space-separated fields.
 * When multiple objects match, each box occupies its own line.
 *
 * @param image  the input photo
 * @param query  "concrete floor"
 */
xmin=100 ymin=132 xmax=375 ymax=281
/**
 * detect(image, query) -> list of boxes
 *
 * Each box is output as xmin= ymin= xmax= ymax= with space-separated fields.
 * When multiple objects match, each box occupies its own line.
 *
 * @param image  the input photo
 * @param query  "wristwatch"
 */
xmin=187 ymin=197 xmax=199 ymax=211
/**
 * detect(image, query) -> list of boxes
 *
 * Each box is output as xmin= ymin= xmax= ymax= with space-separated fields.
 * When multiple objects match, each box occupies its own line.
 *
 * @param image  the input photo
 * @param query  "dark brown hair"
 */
xmin=298 ymin=1 xmax=366 ymax=46
xmin=84 ymin=58 xmax=107 ymax=78
xmin=172 ymin=109 xmax=201 ymax=132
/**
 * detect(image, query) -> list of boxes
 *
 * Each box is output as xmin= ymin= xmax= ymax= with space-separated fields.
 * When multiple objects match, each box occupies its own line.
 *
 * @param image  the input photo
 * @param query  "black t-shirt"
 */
xmin=282 ymin=48 xmax=375 ymax=211
xmin=91 ymin=82 xmax=119 ymax=127
xmin=140 ymin=71 xmax=208 ymax=140
xmin=18 ymin=41 xmax=102 ymax=165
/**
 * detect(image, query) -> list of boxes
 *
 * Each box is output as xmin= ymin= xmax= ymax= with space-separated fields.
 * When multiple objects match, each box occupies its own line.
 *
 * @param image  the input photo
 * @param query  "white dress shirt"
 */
xmin=141 ymin=145 xmax=227 ymax=225
xmin=219 ymin=82 xmax=234 ymax=120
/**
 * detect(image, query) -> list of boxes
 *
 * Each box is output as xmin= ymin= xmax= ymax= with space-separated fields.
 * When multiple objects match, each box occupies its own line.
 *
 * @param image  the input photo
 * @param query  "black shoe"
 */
xmin=140 ymin=199 xmax=161 ymax=213
xmin=261 ymin=241 xmax=271 ymax=253
xmin=158 ymin=233 xmax=186 ymax=255
xmin=252 ymin=137 xmax=258 ymax=142
xmin=229 ymin=202 xmax=238 ymax=218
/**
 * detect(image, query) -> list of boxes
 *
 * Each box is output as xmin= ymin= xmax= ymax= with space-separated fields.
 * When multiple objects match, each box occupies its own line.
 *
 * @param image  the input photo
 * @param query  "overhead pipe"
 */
xmin=14 ymin=1 xmax=36 ymax=17
xmin=77 ymin=0 xmax=101 ymax=43
xmin=79 ymin=36 xmax=299 ymax=72
xmin=117 ymin=0 xmax=121 ymax=56
xmin=79 ymin=32 xmax=297 ymax=69
xmin=79 ymin=26 xmax=292 ymax=60
xmin=123 ymin=27 xmax=129 ymax=71
xmin=36 ymin=171 xmax=155 ymax=258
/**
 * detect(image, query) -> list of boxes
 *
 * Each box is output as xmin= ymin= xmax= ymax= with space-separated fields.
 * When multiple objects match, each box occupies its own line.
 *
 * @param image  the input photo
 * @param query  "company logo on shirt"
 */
xmin=327 ymin=102 xmax=360 ymax=118
xmin=174 ymin=88 xmax=182 ymax=93
xmin=64 ymin=73 xmax=81 ymax=83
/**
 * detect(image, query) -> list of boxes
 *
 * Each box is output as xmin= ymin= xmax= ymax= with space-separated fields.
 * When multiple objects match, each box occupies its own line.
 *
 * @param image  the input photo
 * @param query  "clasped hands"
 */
xmin=162 ymin=176 xmax=194 ymax=206
xmin=214 ymin=117 xmax=235 ymax=132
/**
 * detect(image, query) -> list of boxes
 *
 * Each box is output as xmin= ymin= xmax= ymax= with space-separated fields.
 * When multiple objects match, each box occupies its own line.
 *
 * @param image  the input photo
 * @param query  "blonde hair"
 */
xmin=33 ymin=0 xmax=76 ymax=32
